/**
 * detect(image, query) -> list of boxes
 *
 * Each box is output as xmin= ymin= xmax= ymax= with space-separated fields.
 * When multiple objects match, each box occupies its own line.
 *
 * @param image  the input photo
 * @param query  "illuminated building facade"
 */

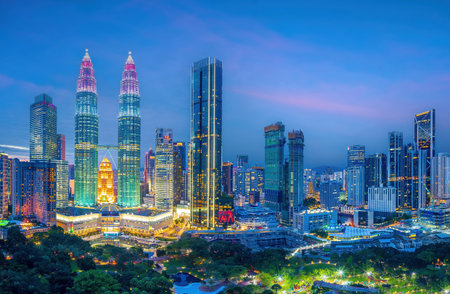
xmin=97 ymin=158 xmax=115 ymax=204
xmin=415 ymin=110 xmax=436 ymax=206
xmin=346 ymin=166 xmax=365 ymax=207
xmin=57 ymin=134 xmax=66 ymax=160
xmin=155 ymin=128 xmax=174 ymax=211
xmin=189 ymin=57 xmax=223 ymax=228
xmin=285 ymin=130 xmax=304 ymax=226
xmin=32 ymin=161 xmax=57 ymax=227
xmin=30 ymin=94 xmax=57 ymax=161
xmin=431 ymin=153 xmax=450 ymax=205
xmin=347 ymin=145 xmax=365 ymax=167
xmin=144 ymin=148 xmax=156 ymax=194
xmin=388 ymin=131 xmax=405 ymax=207
xmin=173 ymin=141 xmax=186 ymax=205
xmin=222 ymin=162 xmax=233 ymax=196
xmin=264 ymin=122 xmax=285 ymax=212
xmin=0 ymin=154 xmax=11 ymax=219
xmin=11 ymin=159 xmax=34 ymax=219
xmin=365 ymin=153 xmax=387 ymax=192
xmin=118 ymin=52 xmax=141 ymax=207
xmin=75 ymin=50 xmax=98 ymax=207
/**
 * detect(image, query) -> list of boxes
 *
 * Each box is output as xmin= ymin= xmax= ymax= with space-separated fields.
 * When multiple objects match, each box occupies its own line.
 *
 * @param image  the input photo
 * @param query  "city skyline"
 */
xmin=1 ymin=1 xmax=450 ymax=168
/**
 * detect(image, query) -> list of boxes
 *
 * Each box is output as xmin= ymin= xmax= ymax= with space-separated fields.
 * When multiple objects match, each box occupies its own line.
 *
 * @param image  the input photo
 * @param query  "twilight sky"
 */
xmin=1 ymin=0 xmax=450 ymax=168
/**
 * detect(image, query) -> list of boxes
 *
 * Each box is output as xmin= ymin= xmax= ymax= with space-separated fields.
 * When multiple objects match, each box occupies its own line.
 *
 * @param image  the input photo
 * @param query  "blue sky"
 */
xmin=1 ymin=0 xmax=450 ymax=168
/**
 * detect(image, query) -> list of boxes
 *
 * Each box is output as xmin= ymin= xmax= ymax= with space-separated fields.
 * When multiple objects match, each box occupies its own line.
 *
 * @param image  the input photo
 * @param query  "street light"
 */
xmin=337 ymin=270 xmax=344 ymax=277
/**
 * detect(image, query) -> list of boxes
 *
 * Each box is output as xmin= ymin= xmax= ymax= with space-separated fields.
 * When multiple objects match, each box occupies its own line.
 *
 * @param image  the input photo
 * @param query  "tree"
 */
xmin=271 ymin=283 xmax=282 ymax=294
xmin=71 ymin=270 xmax=120 ymax=294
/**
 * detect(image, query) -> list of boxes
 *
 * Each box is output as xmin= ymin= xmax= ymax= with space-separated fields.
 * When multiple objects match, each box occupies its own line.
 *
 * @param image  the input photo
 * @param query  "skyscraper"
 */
xmin=285 ymin=130 xmax=304 ymax=226
xmin=264 ymin=122 xmax=286 ymax=212
xmin=32 ymin=161 xmax=57 ymax=226
xmin=57 ymin=134 xmax=66 ymax=160
xmin=30 ymin=94 xmax=57 ymax=161
xmin=320 ymin=181 xmax=342 ymax=209
xmin=415 ymin=110 xmax=436 ymax=206
xmin=388 ymin=131 xmax=404 ymax=207
xmin=75 ymin=50 xmax=98 ymax=207
xmin=144 ymin=148 xmax=156 ymax=194
xmin=431 ymin=153 xmax=450 ymax=205
xmin=222 ymin=162 xmax=233 ymax=196
xmin=365 ymin=153 xmax=387 ymax=188
xmin=97 ymin=158 xmax=115 ymax=204
xmin=0 ymin=153 xmax=11 ymax=219
xmin=173 ymin=141 xmax=186 ymax=205
xmin=118 ymin=52 xmax=141 ymax=207
xmin=189 ymin=57 xmax=223 ymax=228
xmin=404 ymin=143 xmax=426 ymax=209
xmin=236 ymin=155 xmax=249 ymax=168
xmin=155 ymin=128 xmax=174 ymax=211
xmin=11 ymin=159 xmax=34 ymax=219
xmin=347 ymin=145 xmax=365 ymax=167
xmin=346 ymin=166 xmax=365 ymax=207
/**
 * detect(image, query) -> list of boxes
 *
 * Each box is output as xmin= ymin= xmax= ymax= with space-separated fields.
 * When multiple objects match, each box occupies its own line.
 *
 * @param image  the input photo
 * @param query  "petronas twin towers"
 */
xmin=75 ymin=50 xmax=141 ymax=208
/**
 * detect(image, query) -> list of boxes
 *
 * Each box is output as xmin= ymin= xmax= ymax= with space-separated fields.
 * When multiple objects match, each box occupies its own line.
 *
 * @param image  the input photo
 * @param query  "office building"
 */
xmin=236 ymin=155 xmax=249 ymax=168
xmin=346 ymin=166 xmax=365 ymax=207
xmin=347 ymin=145 xmax=365 ymax=167
xmin=285 ymin=129 xmax=304 ymax=226
xmin=155 ymin=128 xmax=174 ymax=211
xmin=189 ymin=57 xmax=224 ymax=228
xmin=264 ymin=122 xmax=286 ymax=212
xmin=320 ymin=181 xmax=342 ymax=209
xmin=431 ymin=153 xmax=450 ymax=205
xmin=75 ymin=50 xmax=98 ymax=207
xmin=54 ymin=159 xmax=69 ymax=209
xmin=144 ymin=148 xmax=156 ymax=194
xmin=0 ymin=154 xmax=11 ymax=219
xmin=388 ymin=131 xmax=404 ymax=207
xmin=222 ymin=162 xmax=233 ymax=196
xmin=404 ymin=143 xmax=427 ymax=209
xmin=415 ymin=110 xmax=436 ymax=206
xmin=293 ymin=209 xmax=337 ymax=233
xmin=368 ymin=186 xmax=397 ymax=214
xmin=32 ymin=161 xmax=57 ymax=227
xmin=173 ymin=141 xmax=186 ymax=205
xmin=30 ymin=94 xmax=57 ymax=161
xmin=97 ymin=158 xmax=115 ymax=204
xmin=57 ymin=134 xmax=66 ymax=160
xmin=118 ymin=52 xmax=141 ymax=207
xmin=365 ymin=153 xmax=387 ymax=189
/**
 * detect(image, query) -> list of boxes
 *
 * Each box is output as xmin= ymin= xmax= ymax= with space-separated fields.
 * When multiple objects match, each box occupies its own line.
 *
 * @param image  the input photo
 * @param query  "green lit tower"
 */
xmin=118 ymin=52 xmax=141 ymax=207
xmin=75 ymin=50 xmax=98 ymax=207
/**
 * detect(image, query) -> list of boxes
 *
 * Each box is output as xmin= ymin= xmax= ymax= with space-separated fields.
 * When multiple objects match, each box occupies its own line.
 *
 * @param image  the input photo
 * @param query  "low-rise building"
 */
xmin=419 ymin=205 xmax=450 ymax=229
xmin=293 ymin=209 xmax=337 ymax=233
xmin=234 ymin=204 xmax=278 ymax=230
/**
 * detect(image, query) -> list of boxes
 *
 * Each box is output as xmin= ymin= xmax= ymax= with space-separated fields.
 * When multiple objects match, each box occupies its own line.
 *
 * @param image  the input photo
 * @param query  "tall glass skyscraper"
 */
xmin=57 ymin=134 xmax=66 ymax=160
xmin=173 ymin=141 xmax=186 ymax=205
xmin=285 ymin=130 xmax=304 ymax=226
xmin=415 ymin=110 xmax=436 ymax=206
xmin=347 ymin=145 xmax=365 ymax=167
xmin=30 ymin=94 xmax=57 ymax=161
xmin=388 ymin=131 xmax=404 ymax=207
xmin=222 ymin=162 xmax=233 ymax=196
xmin=75 ymin=50 xmax=98 ymax=207
xmin=431 ymin=153 xmax=450 ymax=205
xmin=118 ymin=52 xmax=141 ymax=208
xmin=365 ymin=153 xmax=387 ymax=189
xmin=155 ymin=129 xmax=174 ymax=211
xmin=189 ymin=57 xmax=223 ymax=228
xmin=264 ymin=122 xmax=285 ymax=212
xmin=144 ymin=148 xmax=156 ymax=194
xmin=0 ymin=153 xmax=11 ymax=219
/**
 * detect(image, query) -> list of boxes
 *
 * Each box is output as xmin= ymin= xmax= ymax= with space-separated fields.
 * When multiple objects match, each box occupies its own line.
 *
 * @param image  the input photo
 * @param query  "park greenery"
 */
xmin=0 ymin=226 xmax=172 ymax=294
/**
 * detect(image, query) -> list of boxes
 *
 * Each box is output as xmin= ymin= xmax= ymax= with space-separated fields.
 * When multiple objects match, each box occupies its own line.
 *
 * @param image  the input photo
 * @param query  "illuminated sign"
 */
xmin=218 ymin=211 xmax=234 ymax=224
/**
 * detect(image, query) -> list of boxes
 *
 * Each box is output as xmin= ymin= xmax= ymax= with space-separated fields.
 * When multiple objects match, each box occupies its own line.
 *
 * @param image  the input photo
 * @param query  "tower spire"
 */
xmin=77 ymin=49 xmax=97 ymax=93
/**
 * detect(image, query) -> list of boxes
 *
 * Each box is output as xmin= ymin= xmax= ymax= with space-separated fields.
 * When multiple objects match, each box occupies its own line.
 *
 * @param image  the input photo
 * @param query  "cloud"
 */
xmin=0 ymin=144 xmax=29 ymax=151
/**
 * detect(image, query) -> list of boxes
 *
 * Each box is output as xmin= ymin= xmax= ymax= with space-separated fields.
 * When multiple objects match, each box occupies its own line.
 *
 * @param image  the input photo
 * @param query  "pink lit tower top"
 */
xmin=75 ymin=49 xmax=99 ymax=207
xmin=117 ymin=52 xmax=141 ymax=207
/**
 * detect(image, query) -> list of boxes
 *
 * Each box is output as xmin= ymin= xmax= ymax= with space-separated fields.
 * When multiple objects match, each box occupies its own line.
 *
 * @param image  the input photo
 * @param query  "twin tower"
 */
xmin=75 ymin=50 xmax=141 ymax=208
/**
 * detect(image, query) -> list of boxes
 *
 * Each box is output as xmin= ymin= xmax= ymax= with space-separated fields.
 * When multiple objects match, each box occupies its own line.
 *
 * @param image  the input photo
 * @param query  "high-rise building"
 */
xmin=97 ymin=158 xmax=115 ymax=204
xmin=415 ymin=110 xmax=436 ymax=206
xmin=11 ymin=159 xmax=34 ymax=219
xmin=144 ymin=148 xmax=156 ymax=194
xmin=155 ymin=128 xmax=174 ymax=211
xmin=320 ymin=181 xmax=342 ymax=209
xmin=54 ymin=159 xmax=69 ymax=209
xmin=346 ymin=166 xmax=365 ymax=207
xmin=0 ymin=154 xmax=11 ymax=219
xmin=32 ymin=161 xmax=57 ymax=226
xmin=189 ymin=57 xmax=224 ymax=228
xmin=388 ymin=131 xmax=404 ymax=207
xmin=347 ymin=145 xmax=365 ymax=167
xmin=431 ymin=153 xmax=450 ymax=205
xmin=264 ymin=122 xmax=286 ymax=212
xmin=57 ymin=134 xmax=66 ymax=160
xmin=368 ymin=186 xmax=397 ymax=213
xmin=30 ymin=94 xmax=57 ymax=161
xmin=404 ymin=143 xmax=427 ymax=209
xmin=173 ymin=141 xmax=186 ymax=205
xmin=284 ymin=130 xmax=305 ymax=226
xmin=222 ymin=162 xmax=233 ymax=196
xmin=236 ymin=155 xmax=249 ymax=168
xmin=118 ymin=52 xmax=141 ymax=208
xmin=75 ymin=50 xmax=98 ymax=207
xmin=365 ymin=153 xmax=387 ymax=189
